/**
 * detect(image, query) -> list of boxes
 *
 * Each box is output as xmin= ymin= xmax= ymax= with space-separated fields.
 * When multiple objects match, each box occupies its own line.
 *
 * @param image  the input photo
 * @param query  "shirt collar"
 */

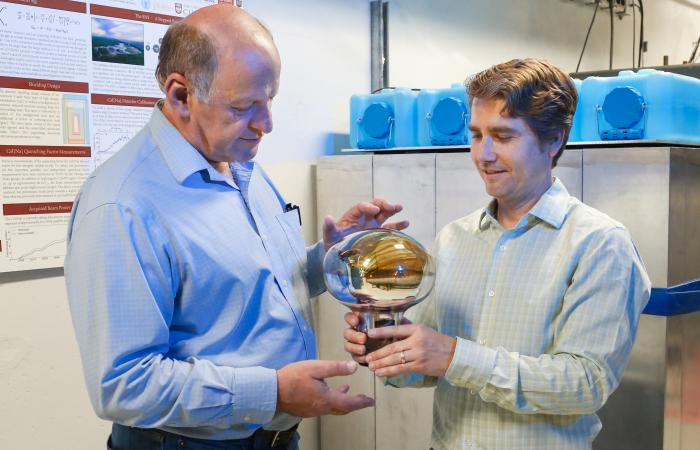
xmin=527 ymin=177 xmax=570 ymax=228
xmin=478 ymin=177 xmax=570 ymax=231
xmin=148 ymin=105 xmax=240 ymax=189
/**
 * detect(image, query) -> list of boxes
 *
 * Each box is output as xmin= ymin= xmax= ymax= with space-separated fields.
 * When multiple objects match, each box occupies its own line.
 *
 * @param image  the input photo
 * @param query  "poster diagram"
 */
xmin=63 ymin=94 xmax=90 ymax=144
xmin=3 ymin=223 xmax=67 ymax=264
xmin=90 ymin=94 xmax=158 ymax=168
xmin=92 ymin=126 xmax=132 ymax=167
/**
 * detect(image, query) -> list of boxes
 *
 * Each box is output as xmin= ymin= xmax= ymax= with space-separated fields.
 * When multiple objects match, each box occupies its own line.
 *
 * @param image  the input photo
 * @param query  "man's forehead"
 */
xmin=471 ymin=98 xmax=518 ymax=122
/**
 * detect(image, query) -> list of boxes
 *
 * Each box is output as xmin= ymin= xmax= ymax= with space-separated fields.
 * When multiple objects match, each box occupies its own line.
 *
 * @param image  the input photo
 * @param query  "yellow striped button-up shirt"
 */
xmin=396 ymin=178 xmax=651 ymax=450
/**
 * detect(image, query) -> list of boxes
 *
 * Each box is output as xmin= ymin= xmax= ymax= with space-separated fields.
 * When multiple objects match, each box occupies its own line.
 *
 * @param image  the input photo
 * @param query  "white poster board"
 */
xmin=0 ymin=0 xmax=217 ymax=272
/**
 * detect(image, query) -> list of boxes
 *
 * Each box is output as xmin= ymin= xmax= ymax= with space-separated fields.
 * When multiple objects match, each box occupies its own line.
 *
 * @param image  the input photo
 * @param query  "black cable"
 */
xmin=370 ymin=87 xmax=421 ymax=94
xmin=637 ymin=0 xmax=644 ymax=68
xmin=576 ymin=0 xmax=600 ymax=73
xmin=632 ymin=2 xmax=636 ymax=68
xmin=608 ymin=0 xmax=615 ymax=70
xmin=688 ymin=35 xmax=700 ymax=63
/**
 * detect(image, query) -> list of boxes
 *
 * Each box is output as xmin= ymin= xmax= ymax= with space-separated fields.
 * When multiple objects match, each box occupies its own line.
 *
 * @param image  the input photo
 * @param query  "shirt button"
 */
xmin=470 ymin=390 xmax=475 ymax=395
xmin=488 ymin=290 xmax=495 ymax=297
xmin=500 ymin=245 xmax=506 ymax=251
xmin=244 ymin=415 xmax=251 ymax=422
xmin=282 ymin=280 xmax=288 ymax=287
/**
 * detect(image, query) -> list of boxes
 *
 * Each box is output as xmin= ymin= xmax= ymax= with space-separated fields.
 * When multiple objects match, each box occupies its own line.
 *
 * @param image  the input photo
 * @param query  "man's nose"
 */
xmin=250 ymin=103 xmax=273 ymax=134
xmin=478 ymin=137 xmax=497 ymax=162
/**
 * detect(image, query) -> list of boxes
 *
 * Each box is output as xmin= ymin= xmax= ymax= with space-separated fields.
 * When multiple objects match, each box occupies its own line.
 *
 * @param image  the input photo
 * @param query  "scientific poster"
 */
xmin=0 ymin=0 xmax=214 ymax=272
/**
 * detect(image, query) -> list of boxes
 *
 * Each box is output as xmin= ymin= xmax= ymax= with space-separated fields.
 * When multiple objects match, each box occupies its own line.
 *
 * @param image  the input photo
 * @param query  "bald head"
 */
xmin=155 ymin=5 xmax=279 ymax=102
xmin=185 ymin=4 xmax=275 ymax=51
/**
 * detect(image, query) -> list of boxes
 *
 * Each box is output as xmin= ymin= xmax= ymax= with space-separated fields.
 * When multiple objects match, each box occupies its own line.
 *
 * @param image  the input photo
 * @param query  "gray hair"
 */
xmin=155 ymin=21 xmax=218 ymax=102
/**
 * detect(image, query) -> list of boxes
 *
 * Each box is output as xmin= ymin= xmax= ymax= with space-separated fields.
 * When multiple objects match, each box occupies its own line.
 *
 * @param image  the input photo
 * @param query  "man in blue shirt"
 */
xmin=65 ymin=5 xmax=406 ymax=450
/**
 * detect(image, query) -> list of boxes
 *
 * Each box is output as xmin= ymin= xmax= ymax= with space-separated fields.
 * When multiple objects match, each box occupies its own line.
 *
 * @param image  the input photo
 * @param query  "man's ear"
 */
xmin=163 ymin=73 xmax=191 ymax=120
xmin=546 ymin=130 xmax=565 ymax=157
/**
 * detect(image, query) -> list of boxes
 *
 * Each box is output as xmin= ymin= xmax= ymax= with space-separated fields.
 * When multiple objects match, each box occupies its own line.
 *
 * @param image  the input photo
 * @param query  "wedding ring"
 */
xmin=400 ymin=350 xmax=406 ymax=365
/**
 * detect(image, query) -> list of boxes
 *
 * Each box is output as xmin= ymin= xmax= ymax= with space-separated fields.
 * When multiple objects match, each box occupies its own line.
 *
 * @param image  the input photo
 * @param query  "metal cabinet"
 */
xmin=316 ymin=146 xmax=700 ymax=450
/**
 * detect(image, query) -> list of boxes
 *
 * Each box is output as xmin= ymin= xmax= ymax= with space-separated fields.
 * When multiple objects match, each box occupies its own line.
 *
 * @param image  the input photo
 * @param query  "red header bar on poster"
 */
xmin=3 ymin=202 xmax=74 ymax=216
xmin=0 ymin=76 xmax=89 ymax=93
xmin=0 ymin=146 xmax=91 ymax=157
xmin=90 ymin=4 xmax=181 ymax=25
xmin=91 ymin=94 xmax=160 ymax=108
xmin=1 ymin=0 xmax=86 ymax=13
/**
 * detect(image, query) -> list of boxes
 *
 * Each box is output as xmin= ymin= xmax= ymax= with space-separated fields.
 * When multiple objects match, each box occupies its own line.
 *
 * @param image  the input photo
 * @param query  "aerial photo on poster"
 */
xmin=91 ymin=17 xmax=145 ymax=66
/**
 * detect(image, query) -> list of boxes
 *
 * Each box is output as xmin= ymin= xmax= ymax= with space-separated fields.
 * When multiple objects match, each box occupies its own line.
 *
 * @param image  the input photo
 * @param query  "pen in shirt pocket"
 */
xmin=285 ymin=202 xmax=302 ymax=226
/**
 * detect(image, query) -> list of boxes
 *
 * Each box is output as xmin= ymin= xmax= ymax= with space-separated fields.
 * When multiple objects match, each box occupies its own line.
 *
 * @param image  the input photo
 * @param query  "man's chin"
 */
xmin=234 ymin=145 xmax=259 ymax=163
xmin=483 ymin=182 xmax=504 ymax=199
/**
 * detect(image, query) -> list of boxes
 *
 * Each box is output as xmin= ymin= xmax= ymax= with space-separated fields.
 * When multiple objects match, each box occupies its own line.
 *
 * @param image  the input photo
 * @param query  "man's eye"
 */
xmin=495 ymin=135 xmax=513 ymax=142
xmin=231 ymin=105 xmax=252 ymax=113
xmin=471 ymin=134 xmax=482 ymax=140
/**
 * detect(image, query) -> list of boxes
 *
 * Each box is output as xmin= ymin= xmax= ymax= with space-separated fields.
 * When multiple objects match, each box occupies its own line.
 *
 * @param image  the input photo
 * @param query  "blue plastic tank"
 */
xmin=568 ymin=78 xmax=583 ymax=143
xmin=579 ymin=69 xmax=700 ymax=142
xmin=350 ymin=88 xmax=419 ymax=149
xmin=416 ymin=83 xmax=470 ymax=146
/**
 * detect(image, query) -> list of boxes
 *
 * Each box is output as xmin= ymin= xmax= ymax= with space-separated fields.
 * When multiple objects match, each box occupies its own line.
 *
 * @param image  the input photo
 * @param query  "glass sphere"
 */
xmin=323 ymin=228 xmax=435 ymax=314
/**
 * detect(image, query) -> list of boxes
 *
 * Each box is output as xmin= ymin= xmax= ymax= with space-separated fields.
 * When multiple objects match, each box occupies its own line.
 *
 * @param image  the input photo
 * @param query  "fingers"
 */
xmin=322 ymin=215 xmax=338 ymax=249
xmin=365 ymin=338 xmax=406 ymax=363
xmin=309 ymin=360 xmax=358 ymax=379
xmin=322 ymin=215 xmax=336 ymax=234
xmin=371 ymin=198 xmax=404 ymax=225
xmin=344 ymin=312 xmax=360 ymax=328
xmin=336 ymin=202 xmax=381 ymax=227
xmin=344 ymin=327 xmax=368 ymax=363
xmin=367 ymin=323 xmax=415 ymax=340
xmin=344 ymin=341 xmax=367 ymax=360
xmin=373 ymin=362 xmax=412 ymax=378
xmin=344 ymin=327 xmax=367 ymax=345
xmin=354 ymin=202 xmax=382 ymax=218
xmin=367 ymin=347 xmax=413 ymax=377
xmin=381 ymin=220 xmax=410 ymax=231
xmin=327 ymin=391 xmax=375 ymax=415
xmin=352 ymin=354 xmax=368 ymax=365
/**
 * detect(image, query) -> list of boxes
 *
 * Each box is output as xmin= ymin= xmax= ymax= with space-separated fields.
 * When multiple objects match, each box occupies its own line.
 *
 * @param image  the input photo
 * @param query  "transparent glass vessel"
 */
xmin=323 ymin=228 xmax=435 ymax=352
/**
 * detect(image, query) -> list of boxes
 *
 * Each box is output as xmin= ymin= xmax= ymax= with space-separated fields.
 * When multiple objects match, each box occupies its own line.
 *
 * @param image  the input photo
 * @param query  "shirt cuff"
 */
xmin=444 ymin=337 xmax=497 ymax=391
xmin=232 ymin=367 xmax=277 ymax=426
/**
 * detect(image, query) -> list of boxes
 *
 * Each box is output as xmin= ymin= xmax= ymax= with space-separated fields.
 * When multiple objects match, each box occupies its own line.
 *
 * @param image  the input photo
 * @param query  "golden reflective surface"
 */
xmin=324 ymin=229 xmax=435 ymax=313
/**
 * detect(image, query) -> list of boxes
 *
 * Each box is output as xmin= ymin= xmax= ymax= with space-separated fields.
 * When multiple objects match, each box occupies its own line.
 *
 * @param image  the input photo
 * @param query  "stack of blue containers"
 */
xmin=579 ymin=68 xmax=700 ymax=143
xmin=349 ymin=88 xmax=419 ymax=149
xmin=416 ymin=83 xmax=470 ymax=146
xmin=350 ymin=84 xmax=470 ymax=149
xmin=349 ymin=68 xmax=700 ymax=149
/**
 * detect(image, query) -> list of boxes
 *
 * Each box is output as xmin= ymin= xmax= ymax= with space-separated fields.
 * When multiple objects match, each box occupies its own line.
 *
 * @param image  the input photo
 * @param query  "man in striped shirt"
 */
xmin=344 ymin=59 xmax=651 ymax=450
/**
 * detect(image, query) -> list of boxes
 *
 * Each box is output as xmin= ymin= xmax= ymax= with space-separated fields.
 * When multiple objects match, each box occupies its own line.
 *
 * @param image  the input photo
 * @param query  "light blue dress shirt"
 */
xmin=395 ymin=178 xmax=651 ymax=450
xmin=64 ymin=106 xmax=325 ymax=440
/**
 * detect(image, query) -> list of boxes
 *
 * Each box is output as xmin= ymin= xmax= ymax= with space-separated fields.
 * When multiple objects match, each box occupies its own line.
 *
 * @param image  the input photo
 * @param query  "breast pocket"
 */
xmin=275 ymin=210 xmax=307 ymax=265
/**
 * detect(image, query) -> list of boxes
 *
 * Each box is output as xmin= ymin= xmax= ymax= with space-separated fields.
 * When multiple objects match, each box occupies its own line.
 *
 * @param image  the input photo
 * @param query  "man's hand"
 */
xmin=343 ymin=312 xmax=369 ymax=365
xmin=277 ymin=360 xmax=375 ymax=417
xmin=364 ymin=324 xmax=457 ymax=378
xmin=322 ymin=198 xmax=409 ymax=250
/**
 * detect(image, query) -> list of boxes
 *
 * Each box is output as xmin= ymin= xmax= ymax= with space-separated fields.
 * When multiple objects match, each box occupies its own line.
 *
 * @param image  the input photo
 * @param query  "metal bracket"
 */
xmin=357 ymin=115 xmax=394 ymax=149
xmin=595 ymin=102 xmax=647 ymax=140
